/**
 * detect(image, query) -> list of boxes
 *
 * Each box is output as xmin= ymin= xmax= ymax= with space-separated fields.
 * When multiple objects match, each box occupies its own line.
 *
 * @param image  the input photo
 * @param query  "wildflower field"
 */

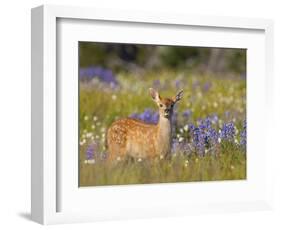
xmin=79 ymin=66 xmax=246 ymax=186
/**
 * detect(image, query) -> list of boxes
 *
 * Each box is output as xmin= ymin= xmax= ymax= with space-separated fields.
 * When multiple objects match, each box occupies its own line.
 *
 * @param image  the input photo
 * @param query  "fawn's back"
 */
xmin=107 ymin=118 xmax=158 ymax=160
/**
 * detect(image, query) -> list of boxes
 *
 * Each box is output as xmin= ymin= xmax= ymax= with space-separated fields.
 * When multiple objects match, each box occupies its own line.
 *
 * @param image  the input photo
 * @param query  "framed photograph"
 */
xmin=31 ymin=5 xmax=274 ymax=225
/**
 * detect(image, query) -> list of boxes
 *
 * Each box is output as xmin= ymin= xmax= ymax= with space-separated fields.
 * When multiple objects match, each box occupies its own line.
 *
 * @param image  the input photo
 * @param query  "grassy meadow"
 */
xmin=79 ymin=69 xmax=246 ymax=186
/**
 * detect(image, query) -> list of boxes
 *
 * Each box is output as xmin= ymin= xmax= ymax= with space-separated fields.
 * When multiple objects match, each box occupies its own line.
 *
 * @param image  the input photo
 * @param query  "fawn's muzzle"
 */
xmin=164 ymin=109 xmax=170 ymax=117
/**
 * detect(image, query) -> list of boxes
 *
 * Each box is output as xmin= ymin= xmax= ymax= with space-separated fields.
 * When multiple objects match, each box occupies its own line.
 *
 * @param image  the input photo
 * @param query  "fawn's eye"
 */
xmin=159 ymin=104 xmax=163 ymax=107
xmin=171 ymin=104 xmax=174 ymax=108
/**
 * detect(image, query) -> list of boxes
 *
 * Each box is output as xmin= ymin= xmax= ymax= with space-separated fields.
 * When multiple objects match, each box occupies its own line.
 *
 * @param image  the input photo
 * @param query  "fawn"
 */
xmin=106 ymin=88 xmax=183 ymax=160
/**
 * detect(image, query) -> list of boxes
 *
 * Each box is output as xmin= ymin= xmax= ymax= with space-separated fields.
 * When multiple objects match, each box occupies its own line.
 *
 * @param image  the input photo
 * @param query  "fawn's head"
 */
xmin=149 ymin=88 xmax=183 ymax=119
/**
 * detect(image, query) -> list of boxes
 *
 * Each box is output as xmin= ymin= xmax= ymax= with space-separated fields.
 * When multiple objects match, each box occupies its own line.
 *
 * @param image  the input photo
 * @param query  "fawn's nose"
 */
xmin=164 ymin=109 xmax=170 ymax=113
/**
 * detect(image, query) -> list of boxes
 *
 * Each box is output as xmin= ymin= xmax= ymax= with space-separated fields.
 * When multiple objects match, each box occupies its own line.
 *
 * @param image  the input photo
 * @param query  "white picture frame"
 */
xmin=31 ymin=4 xmax=274 ymax=225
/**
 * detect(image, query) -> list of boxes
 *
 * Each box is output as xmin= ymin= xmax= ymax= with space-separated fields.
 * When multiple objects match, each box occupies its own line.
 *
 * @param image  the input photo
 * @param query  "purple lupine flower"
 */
xmin=182 ymin=109 xmax=192 ymax=120
xmin=85 ymin=143 xmax=96 ymax=160
xmin=102 ymin=69 xmax=116 ymax=84
xmin=189 ymin=117 xmax=220 ymax=156
xmin=240 ymin=120 xmax=247 ymax=147
xmin=198 ymin=117 xmax=212 ymax=130
xmin=192 ymin=127 xmax=205 ymax=156
xmin=210 ymin=114 xmax=219 ymax=124
xmin=139 ymin=109 xmax=153 ymax=122
xmin=188 ymin=123 xmax=195 ymax=132
xmin=130 ymin=109 xmax=159 ymax=124
xmin=151 ymin=113 xmax=159 ymax=124
xmin=203 ymin=82 xmax=212 ymax=92
xmin=206 ymin=127 xmax=219 ymax=146
xmin=220 ymin=122 xmax=235 ymax=141
xmin=172 ymin=138 xmax=181 ymax=153
xmin=202 ymin=118 xmax=217 ymax=145
xmin=129 ymin=113 xmax=139 ymax=119
xmin=172 ymin=138 xmax=192 ymax=155
xmin=94 ymin=66 xmax=103 ymax=76
xmin=79 ymin=66 xmax=118 ymax=86
xmin=175 ymin=79 xmax=181 ymax=89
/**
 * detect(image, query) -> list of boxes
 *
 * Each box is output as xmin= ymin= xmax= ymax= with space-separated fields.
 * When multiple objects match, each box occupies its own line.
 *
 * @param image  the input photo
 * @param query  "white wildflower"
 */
xmin=213 ymin=102 xmax=218 ymax=108
xmin=88 ymin=159 xmax=96 ymax=164
xmin=178 ymin=137 xmax=184 ymax=142
xmin=183 ymin=124 xmax=189 ymax=132
xmin=84 ymin=116 xmax=89 ymax=121
xmin=86 ymin=132 xmax=93 ymax=138
xmin=80 ymin=139 xmax=86 ymax=146
xmin=84 ymin=159 xmax=95 ymax=164
xmin=179 ymin=128 xmax=184 ymax=133
xmin=218 ymin=137 xmax=221 ymax=143
xmin=137 ymin=158 xmax=142 ymax=162
xmin=112 ymin=94 xmax=117 ymax=100
xmin=93 ymin=116 xmax=98 ymax=121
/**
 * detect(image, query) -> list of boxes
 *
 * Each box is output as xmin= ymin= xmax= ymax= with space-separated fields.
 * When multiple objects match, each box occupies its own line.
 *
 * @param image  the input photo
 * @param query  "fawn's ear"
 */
xmin=173 ymin=89 xmax=184 ymax=103
xmin=149 ymin=88 xmax=161 ymax=102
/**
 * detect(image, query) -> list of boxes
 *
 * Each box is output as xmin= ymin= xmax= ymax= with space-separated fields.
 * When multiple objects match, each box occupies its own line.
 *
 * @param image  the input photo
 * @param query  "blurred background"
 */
xmin=79 ymin=42 xmax=246 ymax=76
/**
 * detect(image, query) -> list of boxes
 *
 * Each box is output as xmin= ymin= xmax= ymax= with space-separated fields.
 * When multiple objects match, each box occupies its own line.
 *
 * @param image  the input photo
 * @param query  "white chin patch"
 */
xmin=164 ymin=113 xmax=169 ymax=117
